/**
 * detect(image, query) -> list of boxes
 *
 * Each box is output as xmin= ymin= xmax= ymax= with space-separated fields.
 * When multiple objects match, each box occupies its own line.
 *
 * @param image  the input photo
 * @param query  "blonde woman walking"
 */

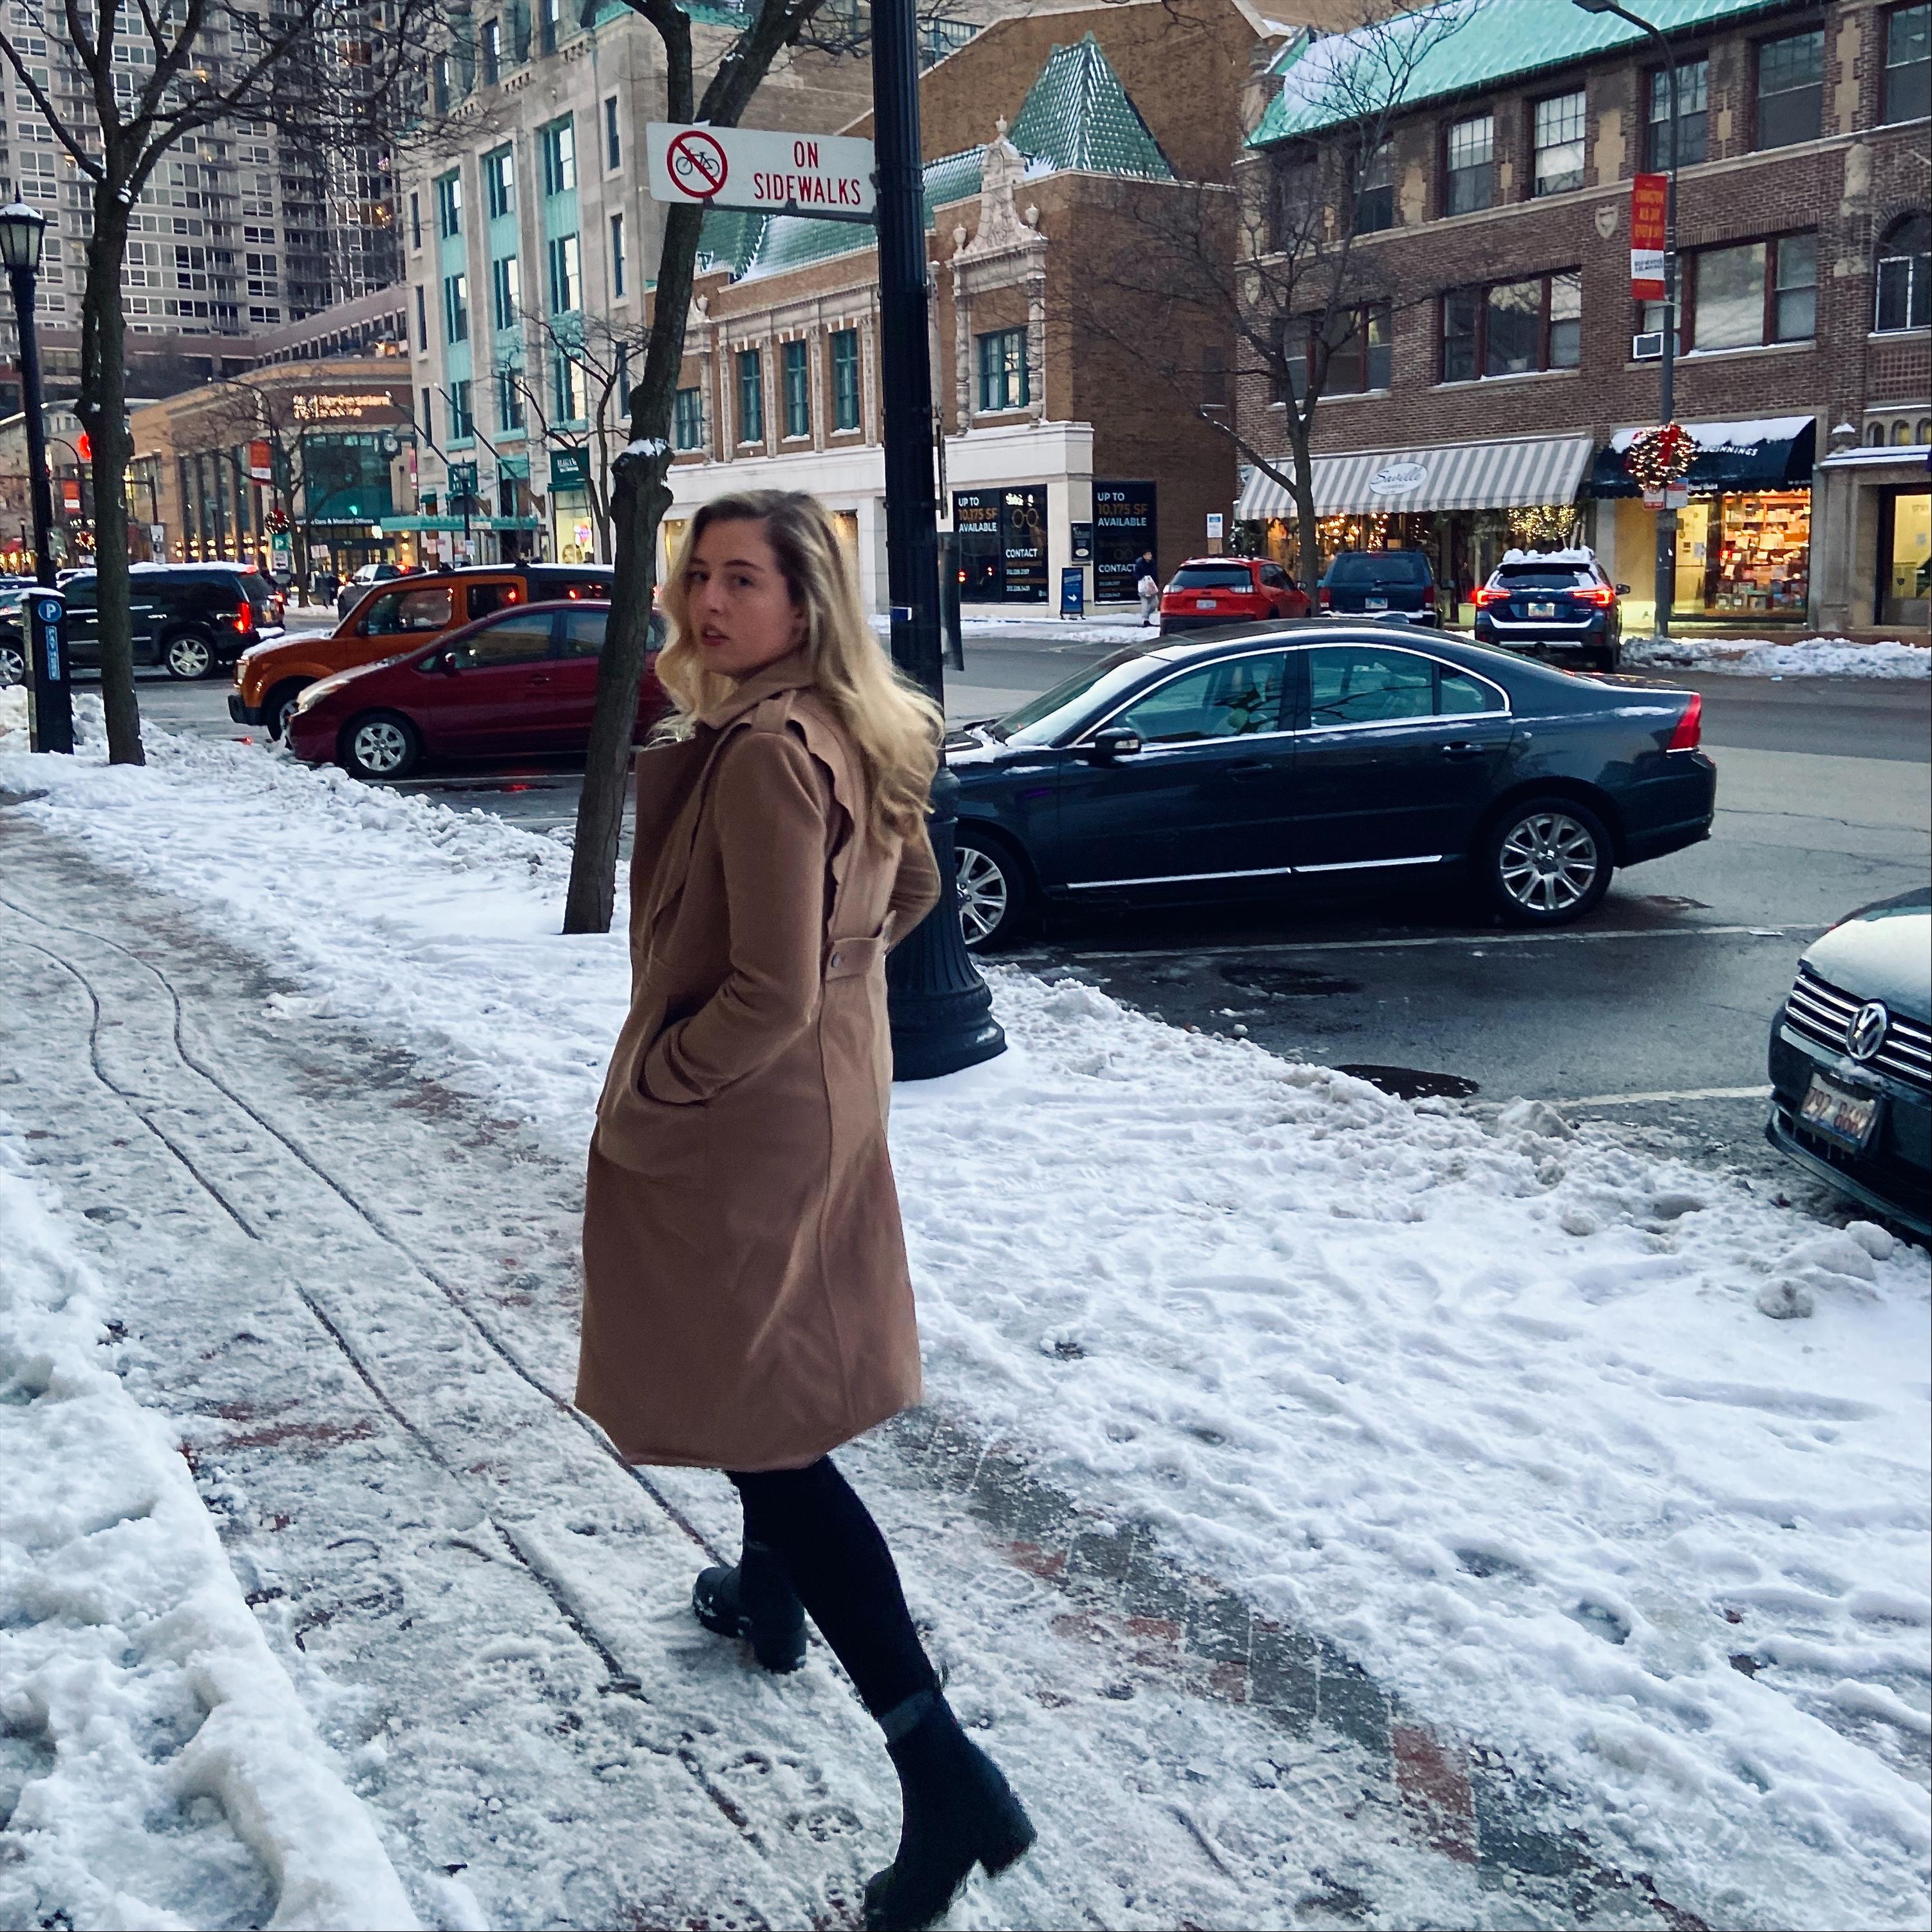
xmin=577 ymin=490 xmax=1034 ymax=1929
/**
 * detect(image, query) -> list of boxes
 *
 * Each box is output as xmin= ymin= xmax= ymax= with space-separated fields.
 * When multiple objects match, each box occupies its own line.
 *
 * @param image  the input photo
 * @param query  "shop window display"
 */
xmin=1881 ymin=491 xmax=1930 ymax=629
xmin=1672 ymin=489 xmax=1810 ymax=616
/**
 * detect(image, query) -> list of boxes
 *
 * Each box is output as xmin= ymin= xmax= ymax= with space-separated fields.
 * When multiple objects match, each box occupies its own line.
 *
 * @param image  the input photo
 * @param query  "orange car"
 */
xmin=229 ymin=562 xmax=612 ymax=738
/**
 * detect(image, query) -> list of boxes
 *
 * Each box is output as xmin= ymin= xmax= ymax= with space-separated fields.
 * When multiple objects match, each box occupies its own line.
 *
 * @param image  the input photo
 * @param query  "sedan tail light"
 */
xmin=1666 ymin=692 xmax=1702 ymax=752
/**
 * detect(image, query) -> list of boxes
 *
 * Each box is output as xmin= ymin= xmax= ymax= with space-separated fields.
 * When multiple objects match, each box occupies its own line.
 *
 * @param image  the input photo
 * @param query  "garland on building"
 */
xmin=1507 ymin=504 xmax=1580 ymax=550
xmin=264 ymin=507 xmax=290 ymax=535
xmin=1623 ymin=422 xmax=1697 ymax=490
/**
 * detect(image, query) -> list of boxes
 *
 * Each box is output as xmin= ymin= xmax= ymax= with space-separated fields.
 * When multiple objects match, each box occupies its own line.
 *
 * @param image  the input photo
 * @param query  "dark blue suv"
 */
xmin=1316 ymin=549 xmax=1440 ymax=626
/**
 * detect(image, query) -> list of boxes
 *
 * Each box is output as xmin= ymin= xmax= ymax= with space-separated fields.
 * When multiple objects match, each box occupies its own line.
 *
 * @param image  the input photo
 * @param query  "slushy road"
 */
xmin=121 ymin=635 xmax=1931 ymax=1200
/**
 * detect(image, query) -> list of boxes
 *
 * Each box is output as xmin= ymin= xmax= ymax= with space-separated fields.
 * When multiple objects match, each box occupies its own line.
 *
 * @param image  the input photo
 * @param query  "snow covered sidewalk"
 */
xmin=0 ymin=1135 xmax=416 ymax=1931
xmin=1 ymin=694 xmax=1928 ymax=1929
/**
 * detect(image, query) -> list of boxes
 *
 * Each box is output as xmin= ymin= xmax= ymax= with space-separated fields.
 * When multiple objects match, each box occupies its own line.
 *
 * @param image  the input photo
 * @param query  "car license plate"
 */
xmin=1528 ymin=600 xmax=1556 ymax=617
xmin=1799 ymin=1072 xmax=1880 ymax=1150
xmin=1196 ymin=598 xmax=1218 ymax=610
xmin=1366 ymin=596 xmax=1387 ymax=610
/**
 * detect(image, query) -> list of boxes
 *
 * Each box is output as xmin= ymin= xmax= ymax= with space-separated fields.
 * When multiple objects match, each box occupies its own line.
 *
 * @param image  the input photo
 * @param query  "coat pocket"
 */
xmin=595 ymin=1014 xmax=710 ymax=1180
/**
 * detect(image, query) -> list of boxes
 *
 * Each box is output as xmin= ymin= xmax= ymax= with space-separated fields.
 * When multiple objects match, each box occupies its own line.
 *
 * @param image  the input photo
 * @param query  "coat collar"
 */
xmin=696 ymin=649 xmax=817 ymax=732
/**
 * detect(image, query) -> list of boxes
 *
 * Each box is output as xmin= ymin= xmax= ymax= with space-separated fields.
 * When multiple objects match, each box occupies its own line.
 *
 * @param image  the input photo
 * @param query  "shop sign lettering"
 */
xmin=1368 ymin=461 xmax=1428 ymax=497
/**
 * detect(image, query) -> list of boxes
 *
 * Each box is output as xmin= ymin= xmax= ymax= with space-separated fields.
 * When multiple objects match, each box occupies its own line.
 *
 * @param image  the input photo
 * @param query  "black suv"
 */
xmin=1473 ymin=551 xmax=1625 ymax=672
xmin=0 ymin=564 xmax=285 ymax=683
xmin=1316 ymin=549 xmax=1440 ymax=625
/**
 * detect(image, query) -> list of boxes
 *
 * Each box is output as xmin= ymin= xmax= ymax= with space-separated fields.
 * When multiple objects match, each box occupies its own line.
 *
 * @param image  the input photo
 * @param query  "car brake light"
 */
xmin=1318 ymin=589 xmax=1332 ymax=609
xmin=1666 ymin=693 xmax=1702 ymax=751
xmin=235 ymin=603 xmax=254 ymax=632
xmin=1473 ymin=585 xmax=1504 ymax=607
xmin=1574 ymin=585 xmax=1616 ymax=606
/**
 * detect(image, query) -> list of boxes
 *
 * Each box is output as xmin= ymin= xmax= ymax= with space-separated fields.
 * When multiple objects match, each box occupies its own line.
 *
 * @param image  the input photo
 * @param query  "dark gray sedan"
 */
xmin=1767 ymin=889 xmax=1931 ymax=1240
xmin=943 ymin=624 xmax=1714 ymax=948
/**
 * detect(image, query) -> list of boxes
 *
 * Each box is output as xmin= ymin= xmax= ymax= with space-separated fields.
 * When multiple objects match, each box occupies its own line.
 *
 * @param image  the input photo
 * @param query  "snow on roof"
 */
xmin=1253 ymin=0 xmax=1794 ymax=147
xmin=1607 ymin=415 xmax=1815 ymax=453
xmin=1501 ymin=546 xmax=1595 ymax=564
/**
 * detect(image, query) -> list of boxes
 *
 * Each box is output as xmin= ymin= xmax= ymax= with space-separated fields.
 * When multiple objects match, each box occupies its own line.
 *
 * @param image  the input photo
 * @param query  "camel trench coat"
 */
xmin=576 ymin=652 xmax=942 ymax=1470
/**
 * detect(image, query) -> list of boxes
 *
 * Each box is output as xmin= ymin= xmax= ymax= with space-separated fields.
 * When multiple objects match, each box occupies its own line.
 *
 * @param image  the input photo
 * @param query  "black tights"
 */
xmin=726 ymin=1457 xmax=938 ymax=1721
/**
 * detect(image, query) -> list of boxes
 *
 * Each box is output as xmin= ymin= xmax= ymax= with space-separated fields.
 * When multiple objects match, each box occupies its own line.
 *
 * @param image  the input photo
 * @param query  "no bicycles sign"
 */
xmin=647 ymin=124 xmax=876 ymax=223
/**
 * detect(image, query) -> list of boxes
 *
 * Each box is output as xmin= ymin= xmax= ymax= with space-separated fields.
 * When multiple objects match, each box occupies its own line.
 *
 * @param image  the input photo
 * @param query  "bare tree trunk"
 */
xmin=1287 ymin=413 xmax=1320 ymax=589
xmin=560 ymin=196 xmax=704 ymax=935
xmin=79 ymin=185 xmax=143 ymax=766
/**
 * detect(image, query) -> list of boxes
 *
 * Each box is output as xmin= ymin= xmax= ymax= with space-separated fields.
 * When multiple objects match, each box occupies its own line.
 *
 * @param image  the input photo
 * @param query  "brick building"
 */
xmin=1235 ymin=0 xmax=1930 ymax=633
xmin=658 ymin=0 xmax=1317 ymax=611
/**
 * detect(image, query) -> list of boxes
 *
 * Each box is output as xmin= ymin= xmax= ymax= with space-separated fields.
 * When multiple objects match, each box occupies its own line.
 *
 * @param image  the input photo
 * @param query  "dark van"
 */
xmin=1318 ymin=549 xmax=1441 ymax=625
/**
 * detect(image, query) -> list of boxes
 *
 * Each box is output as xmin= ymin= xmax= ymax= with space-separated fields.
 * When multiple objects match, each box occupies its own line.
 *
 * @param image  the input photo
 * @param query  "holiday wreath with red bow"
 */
xmin=1623 ymin=422 xmax=1697 ymax=490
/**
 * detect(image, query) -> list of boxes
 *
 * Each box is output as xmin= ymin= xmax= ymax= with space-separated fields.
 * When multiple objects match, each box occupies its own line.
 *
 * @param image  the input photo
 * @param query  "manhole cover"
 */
xmin=1218 ymin=961 xmax=1361 ymax=998
xmin=1336 ymin=1063 xmax=1479 ymax=1101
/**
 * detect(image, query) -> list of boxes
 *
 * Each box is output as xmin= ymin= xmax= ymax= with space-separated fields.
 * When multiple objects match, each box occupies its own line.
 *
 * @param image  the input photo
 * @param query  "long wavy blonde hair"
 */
xmin=657 ymin=490 xmax=942 ymax=841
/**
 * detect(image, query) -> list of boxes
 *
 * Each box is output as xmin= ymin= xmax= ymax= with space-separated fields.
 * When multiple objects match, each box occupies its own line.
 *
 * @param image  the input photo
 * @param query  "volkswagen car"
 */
xmin=943 ymin=623 xmax=1713 ymax=949
xmin=1766 ymin=888 xmax=1931 ymax=1239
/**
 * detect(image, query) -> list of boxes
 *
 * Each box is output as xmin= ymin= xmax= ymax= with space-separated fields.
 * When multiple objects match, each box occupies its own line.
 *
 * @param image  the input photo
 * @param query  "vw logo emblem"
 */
xmin=1848 ymin=1001 xmax=1890 ymax=1061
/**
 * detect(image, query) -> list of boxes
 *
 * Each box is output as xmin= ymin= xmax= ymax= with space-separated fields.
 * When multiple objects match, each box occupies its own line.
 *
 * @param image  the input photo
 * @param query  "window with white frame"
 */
xmin=1533 ymin=91 xmax=1586 ymax=196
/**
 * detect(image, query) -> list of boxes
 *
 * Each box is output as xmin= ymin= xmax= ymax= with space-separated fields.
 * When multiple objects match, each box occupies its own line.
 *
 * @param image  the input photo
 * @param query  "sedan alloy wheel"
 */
xmin=954 ymin=831 xmax=1029 ymax=950
xmin=1492 ymin=805 xmax=1607 ymax=922
xmin=343 ymin=710 xmax=421 ymax=780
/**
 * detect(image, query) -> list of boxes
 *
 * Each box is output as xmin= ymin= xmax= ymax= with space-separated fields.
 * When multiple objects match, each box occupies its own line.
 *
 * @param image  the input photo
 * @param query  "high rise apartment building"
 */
xmin=0 ymin=10 xmax=401 ymax=397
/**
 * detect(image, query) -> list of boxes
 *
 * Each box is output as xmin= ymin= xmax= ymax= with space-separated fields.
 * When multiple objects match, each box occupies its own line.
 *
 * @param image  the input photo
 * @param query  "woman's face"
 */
xmin=681 ymin=518 xmax=806 ymax=679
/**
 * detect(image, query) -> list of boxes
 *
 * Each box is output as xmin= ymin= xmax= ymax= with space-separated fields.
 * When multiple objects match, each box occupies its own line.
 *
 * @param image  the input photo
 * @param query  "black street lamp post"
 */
xmin=871 ymin=0 xmax=1005 ymax=1079
xmin=1574 ymin=0 xmax=1680 ymax=640
xmin=1 ymin=199 xmax=71 ymax=753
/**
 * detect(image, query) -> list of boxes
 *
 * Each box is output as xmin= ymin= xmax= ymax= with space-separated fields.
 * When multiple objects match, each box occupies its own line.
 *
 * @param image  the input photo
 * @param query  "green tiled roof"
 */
xmin=1009 ymin=33 xmax=1175 ymax=180
xmin=732 ymin=147 xmax=988 ymax=282
xmin=696 ymin=206 xmax=770 ymax=276
xmin=1251 ymin=0 xmax=1793 ymax=146
xmin=724 ymin=32 xmax=1173 ymax=282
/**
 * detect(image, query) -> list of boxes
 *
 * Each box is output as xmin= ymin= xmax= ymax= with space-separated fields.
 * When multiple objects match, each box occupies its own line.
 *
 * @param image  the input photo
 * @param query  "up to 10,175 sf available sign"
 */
xmin=646 ymin=124 xmax=876 ymax=223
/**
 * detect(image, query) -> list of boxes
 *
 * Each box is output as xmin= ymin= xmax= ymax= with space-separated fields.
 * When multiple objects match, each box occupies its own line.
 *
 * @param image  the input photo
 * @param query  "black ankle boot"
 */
xmin=691 ymin=1539 xmax=807 ymax=1673
xmin=862 ymin=1691 xmax=1036 ymax=1931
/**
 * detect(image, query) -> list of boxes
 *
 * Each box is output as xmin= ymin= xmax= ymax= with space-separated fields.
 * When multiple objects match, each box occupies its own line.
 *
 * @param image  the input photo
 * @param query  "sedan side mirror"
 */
xmin=439 ymin=650 xmax=461 ymax=675
xmin=1086 ymin=725 xmax=1143 ymax=762
xmin=1615 ymin=583 xmax=1631 ymax=594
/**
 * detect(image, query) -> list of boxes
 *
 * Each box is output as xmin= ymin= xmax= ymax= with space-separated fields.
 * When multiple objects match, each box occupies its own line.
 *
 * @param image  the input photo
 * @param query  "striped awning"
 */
xmin=1236 ymin=434 xmax=1595 ymax=520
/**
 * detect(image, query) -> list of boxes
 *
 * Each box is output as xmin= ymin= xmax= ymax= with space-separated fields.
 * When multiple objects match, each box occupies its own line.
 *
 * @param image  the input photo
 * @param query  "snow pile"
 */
xmin=3 ymin=696 xmax=1929 ymax=1926
xmin=0 ymin=1128 xmax=419 ymax=1931
xmin=1623 ymin=634 xmax=1930 ymax=678
xmin=869 ymin=611 xmax=1155 ymax=645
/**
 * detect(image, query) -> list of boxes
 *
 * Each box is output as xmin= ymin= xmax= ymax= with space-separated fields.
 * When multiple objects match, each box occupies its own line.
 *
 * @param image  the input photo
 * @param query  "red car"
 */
xmin=285 ymin=600 xmax=668 ymax=780
xmin=1158 ymin=556 xmax=1310 ymax=634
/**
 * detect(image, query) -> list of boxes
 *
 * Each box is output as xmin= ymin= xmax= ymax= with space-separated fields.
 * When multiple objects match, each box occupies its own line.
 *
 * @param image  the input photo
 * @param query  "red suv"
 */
xmin=1159 ymin=557 xmax=1309 ymax=635
xmin=285 ymin=600 xmax=668 ymax=779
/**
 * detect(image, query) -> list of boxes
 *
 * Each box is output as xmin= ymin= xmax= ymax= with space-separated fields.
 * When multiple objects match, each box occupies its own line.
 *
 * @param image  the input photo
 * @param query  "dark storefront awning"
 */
xmin=1236 ymin=435 xmax=1594 ymax=518
xmin=1591 ymin=416 xmax=1816 ymax=498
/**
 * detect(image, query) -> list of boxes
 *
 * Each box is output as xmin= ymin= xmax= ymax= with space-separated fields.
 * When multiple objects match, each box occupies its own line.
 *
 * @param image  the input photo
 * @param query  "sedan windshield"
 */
xmin=992 ymin=647 xmax=1163 ymax=746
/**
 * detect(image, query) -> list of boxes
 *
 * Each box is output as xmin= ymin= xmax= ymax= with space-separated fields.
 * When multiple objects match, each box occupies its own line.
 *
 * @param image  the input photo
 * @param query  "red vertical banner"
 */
xmin=1630 ymin=173 xmax=1668 ymax=300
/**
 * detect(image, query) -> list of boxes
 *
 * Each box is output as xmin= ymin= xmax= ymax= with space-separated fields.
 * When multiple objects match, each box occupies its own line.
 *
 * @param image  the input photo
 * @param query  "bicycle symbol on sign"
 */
xmin=667 ymin=129 xmax=729 ymax=200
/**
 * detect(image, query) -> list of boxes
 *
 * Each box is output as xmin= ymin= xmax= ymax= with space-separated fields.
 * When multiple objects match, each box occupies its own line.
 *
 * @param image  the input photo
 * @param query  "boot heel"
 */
xmin=978 ymin=1794 xmax=1037 ymax=1878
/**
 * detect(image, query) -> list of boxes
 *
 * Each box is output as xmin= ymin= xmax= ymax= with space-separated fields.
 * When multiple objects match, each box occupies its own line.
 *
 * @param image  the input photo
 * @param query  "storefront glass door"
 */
xmin=1880 ymin=489 xmax=1930 ymax=629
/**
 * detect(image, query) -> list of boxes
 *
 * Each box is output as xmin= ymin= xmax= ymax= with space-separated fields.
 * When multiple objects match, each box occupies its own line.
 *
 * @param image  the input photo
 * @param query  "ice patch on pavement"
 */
xmin=3 ymin=687 xmax=1928 ymax=1926
xmin=1622 ymin=634 xmax=1929 ymax=679
xmin=0 ymin=1126 xmax=418 ymax=1931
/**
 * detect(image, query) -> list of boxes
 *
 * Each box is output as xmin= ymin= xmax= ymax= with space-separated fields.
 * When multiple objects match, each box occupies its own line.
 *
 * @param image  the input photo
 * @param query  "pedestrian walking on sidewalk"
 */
xmin=1136 ymin=564 xmax=1161 ymax=627
xmin=578 ymin=489 xmax=1036 ymax=1931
